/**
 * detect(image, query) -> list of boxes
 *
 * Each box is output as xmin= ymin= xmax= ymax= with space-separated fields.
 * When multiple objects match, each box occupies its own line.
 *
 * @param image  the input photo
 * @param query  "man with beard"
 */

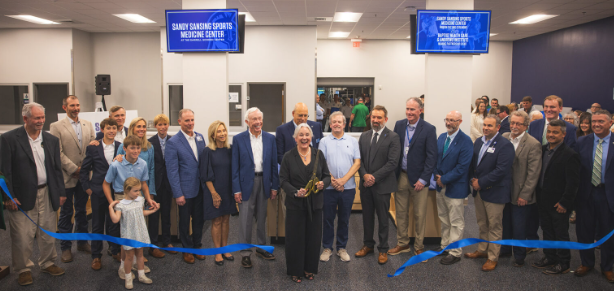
xmin=50 ymin=95 xmax=96 ymax=263
xmin=355 ymin=105 xmax=400 ymax=265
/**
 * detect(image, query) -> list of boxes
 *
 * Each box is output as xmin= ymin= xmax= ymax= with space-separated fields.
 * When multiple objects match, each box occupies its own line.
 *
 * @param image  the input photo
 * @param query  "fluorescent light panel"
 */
xmin=510 ymin=14 xmax=557 ymax=24
xmin=333 ymin=12 xmax=363 ymax=22
xmin=239 ymin=12 xmax=256 ymax=22
xmin=329 ymin=31 xmax=350 ymax=38
xmin=6 ymin=15 xmax=59 ymax=25
xmin=113 ymin=14 xmax=155 ymax=24
xmin=406 ymin=36 xmax=411 ymax=39
xmin=490 ymin=33 xmax=498 ymax=36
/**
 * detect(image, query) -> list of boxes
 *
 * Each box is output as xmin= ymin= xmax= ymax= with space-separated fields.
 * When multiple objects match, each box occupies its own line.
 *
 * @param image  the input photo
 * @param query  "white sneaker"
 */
xmin=320 ymin=248 xmax=332 ymax=262
xmin=119 ymin=267 xmax=133 ymax=279
xmin=132 ymin=264 xmax=151 ymax=273
xmin=124 ymin=273 xmax=133 ymax=289
xmin=138 ymin=274 xmax=153 ymax=284
xmin=337 ymin=249 xmax=351 ymax=262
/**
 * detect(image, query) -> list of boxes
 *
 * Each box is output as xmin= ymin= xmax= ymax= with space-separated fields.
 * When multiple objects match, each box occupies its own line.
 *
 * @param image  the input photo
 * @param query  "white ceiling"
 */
xmin=0 ymin=0 xmax=613 ymax=41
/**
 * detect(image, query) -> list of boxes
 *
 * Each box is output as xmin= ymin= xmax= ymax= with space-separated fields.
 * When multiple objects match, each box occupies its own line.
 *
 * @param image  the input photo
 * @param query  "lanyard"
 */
xmin=405 ymin=125 xmax=414 ymax=146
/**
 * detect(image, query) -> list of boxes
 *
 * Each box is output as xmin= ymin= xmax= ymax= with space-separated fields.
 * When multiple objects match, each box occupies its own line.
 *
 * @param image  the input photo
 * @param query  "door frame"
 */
xmin=246 ymin=82 xmax=286 ymax=126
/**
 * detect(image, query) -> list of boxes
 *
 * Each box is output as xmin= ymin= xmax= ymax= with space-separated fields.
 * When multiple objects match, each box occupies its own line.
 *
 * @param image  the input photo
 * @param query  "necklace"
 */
xmin=298 ymin=148 xmax=310 ymax=161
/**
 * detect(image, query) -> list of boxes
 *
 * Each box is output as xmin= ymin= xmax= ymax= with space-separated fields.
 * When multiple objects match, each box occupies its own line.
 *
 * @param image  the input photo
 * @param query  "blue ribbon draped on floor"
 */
xmin=0 ymin=179 xmax=274 ymax=256
xmin=389 ymin=221 xmax=614 ymax=278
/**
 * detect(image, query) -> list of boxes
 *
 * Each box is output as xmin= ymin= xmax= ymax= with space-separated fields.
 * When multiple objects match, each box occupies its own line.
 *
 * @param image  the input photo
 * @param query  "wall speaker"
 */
xmin=95 ymin=74 xmax=111 ymax=95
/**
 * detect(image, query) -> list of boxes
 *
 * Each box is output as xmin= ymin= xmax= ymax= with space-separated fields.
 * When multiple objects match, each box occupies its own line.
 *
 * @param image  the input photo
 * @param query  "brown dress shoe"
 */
xmin=482 ymin=260 xmax=497 ymax=272
xmin=602 ymin=271 xmax=614 ymax=283
xmin=144 ymin=257 xmax=149 ymax=263
xmin=111 ymin=253 xmax=121 ymax=262
xmin=77 ymin=243 xmax=92 ymax=254
xmin=195 ymin=254 xmax=206 ymax=260
xmin=378 ymin=253 xmax=388 ymax=265
xmin=355 ymin=246 xmax=374 ymax=257
xmin=574 ymin=265 xmax=593 ymax=277
xmin=18 ymin=271 xmax=33 ymax=286
xmin=464 ymin=250 xmax=488 ymax=259
xmin=165 ymin=244 xmax=178 ymax=254
xmin=61 ymin=249 xmax=73 ymax=263
xmin=91 ymin=258 xmax=102 ymax=271
xmin=149 ymin=248 xmax=165 ymax=258
xmin=388 ymin=245 xmax=411 ymax=256
xmin=41 ymin=264 xmax=65 ymax=276
xmin=183 ymin=253 xmax=195 ymax=264
xmin=415 ymin=249 xmax=428 ymax=263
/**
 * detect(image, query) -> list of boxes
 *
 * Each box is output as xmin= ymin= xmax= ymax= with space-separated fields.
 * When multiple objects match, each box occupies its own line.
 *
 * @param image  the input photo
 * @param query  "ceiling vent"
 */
xmin=309 ymin=17 xmax=333 ymax=22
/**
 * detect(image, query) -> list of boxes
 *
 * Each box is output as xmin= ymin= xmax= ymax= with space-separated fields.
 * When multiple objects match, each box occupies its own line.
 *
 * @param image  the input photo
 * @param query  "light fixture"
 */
xmin=490 ymin=33 xmax=498 ymax=36
xmin=510 ymin=14 xmax=557 ymax=24
xmin=6 ymin=15 xmax=59 ymax=25
xmin=333 ymin=12 xmax=363 ymax=22
xmin=406 ymin=36 xmax=411 ymax=39
xmin=239 ymin=12 xmax=256 ymax=22
xmin=329 ymin=31 xmax=350 ymax=38
xmin=113 ymin=14 xmax=155 ymax=24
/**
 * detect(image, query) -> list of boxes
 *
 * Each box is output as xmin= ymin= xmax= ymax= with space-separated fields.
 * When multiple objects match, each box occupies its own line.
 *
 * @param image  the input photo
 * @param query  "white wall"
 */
xmin=72 ymin=29 xmax=94 ymax=112
xmin=472 ymin=41 xmax=513 ymax=105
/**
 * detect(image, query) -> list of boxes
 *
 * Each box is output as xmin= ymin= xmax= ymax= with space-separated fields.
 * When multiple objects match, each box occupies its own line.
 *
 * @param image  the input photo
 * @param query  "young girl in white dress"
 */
xmin=109 ymin=177 xmax=160 ymax=289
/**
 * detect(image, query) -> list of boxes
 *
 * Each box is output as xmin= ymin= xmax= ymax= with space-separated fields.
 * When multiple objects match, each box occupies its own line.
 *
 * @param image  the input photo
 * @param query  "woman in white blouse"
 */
xmin=470 ymin=101 xmax=488 ymax=142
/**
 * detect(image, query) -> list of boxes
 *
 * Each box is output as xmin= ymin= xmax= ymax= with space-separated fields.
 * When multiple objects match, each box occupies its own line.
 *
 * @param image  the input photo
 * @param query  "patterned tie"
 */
xmin=444 ymin=136 xmax=451 ymax=154
xmin=542 ymin=125 xmax=548 ymax=145
xmin=369 ymin=133 xmax=379 ymax=162
xmin=592 ymin=139 xmax=604 ymax=186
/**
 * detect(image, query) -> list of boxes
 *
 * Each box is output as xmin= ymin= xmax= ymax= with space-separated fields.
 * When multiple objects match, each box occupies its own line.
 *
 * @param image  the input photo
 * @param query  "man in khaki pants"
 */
xmin=389 ymin=97 xmax=437 ymax=258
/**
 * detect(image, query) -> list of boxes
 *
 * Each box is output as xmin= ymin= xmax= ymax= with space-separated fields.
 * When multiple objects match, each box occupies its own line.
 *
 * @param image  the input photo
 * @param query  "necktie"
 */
xmin=542 ymin=123 xmax=548 ymax=145
xmin=444 ymin=136 xmax=451 ymax=154
xmin=592 ymin=139 xmax=604 ymax=186
xmin=369 ymin=133 xmax=379 ymax=162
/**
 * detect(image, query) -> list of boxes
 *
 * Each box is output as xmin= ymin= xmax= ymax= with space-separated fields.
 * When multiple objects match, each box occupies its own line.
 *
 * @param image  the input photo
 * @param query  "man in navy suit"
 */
xmin=95 ymin=105 xmax=129 ymax=142
xmin=388 ymin=97 xmax=437 ymax=259
xmin=79 ymin=118 xmax=121 ymax=270
xmin=574 ymin=110 xmax=614 ymax=283
xmin=165 ymin=109 xmax=207 ymax=264
xmin=433 ymin=111 xmax=473 ymax=265
xmin=276 ymin=102 xmax=323 ymax=165
xmin=233 ymin=107 xmax=279 ymax=268
xmin=497 ymin=106 xmax=510 ymax=134
xmin=464 ymin=114 xmax=515 ymax=272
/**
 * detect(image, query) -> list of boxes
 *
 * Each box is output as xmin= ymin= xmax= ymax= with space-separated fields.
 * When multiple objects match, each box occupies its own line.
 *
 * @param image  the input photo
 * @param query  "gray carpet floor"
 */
xmin=0 ymin=197 xmax=612 ymax=290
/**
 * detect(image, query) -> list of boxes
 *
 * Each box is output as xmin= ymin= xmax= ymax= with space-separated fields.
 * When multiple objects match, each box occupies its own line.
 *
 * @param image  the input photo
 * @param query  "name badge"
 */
xmin=196 ymin=136 xmax=203 ymax=141
xmin=405 ymin=146 xmax=409 ymax=156
xmin=487 ymin=147 xmax=495 ymax=153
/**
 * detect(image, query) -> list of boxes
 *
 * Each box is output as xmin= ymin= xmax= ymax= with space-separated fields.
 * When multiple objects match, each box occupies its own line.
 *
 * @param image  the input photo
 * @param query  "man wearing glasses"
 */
xmin=590 ymin=103 xmax=602 ymax=114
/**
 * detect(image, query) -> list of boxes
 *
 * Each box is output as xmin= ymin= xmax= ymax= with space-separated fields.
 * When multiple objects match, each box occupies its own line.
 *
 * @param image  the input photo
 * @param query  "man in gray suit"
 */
xmin=501 ymin=110 xmax=542 ymax=266
xmin=355 ymin=105 xmax=401 ymax=265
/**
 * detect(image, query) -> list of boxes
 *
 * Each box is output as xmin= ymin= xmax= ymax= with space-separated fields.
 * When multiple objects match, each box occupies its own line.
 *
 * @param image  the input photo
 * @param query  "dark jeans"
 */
xmin=90 ymin=193 xmax=120 ymax=258
xmin=526 ymin=203 xmax=540 ymax=241
xmin=149 ymin=184 xmax=173 ymax=246
xmin=178 ymin=189 xmax=205 ymax=249
xmin=322 ymin=189 xmax=355 ymax=250
xmin=59 ymin=181 xmax=89 ymax=250
xmin=351 ymin=126 xmax=365 ymax=133
xmin=501 ymin=203 xmax=531 ymax=261
xmin=539 ymin=202 xmax=571 ymax=265
xmin=577 ymin=187 xmax=614 ymax=271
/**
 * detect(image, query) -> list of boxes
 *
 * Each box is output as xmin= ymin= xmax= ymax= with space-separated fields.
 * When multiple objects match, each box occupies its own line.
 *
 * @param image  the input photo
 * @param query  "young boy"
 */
xmin=103 ymin=135 xmax=154 ymax=279
xmin=80 ymin=118 xmax=121 ymax=270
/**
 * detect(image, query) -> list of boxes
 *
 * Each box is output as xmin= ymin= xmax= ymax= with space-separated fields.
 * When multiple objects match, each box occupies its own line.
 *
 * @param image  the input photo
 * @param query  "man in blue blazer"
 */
xmin=574 ymin=110 xmax=614 ymax=282
xmin=389 ymin=97 xmax=437 ymax=258
xmin=233 ymin=107 xmax=279 ymax=268
xmin=464 ymin=115 xmax=515 ymax=272
xmin=433 ymin=111 xmax=473 ymax=265
xmin=80 ymin=118 xmax=121 ymax=269
xmin=497 ymin=106 xmax=510 ymax=134
xmin=165 ymin=109 xmax=207 ymax=264
xmin=95 ymin=105 xmax=129 ymax=142
xmin=275 ymin=102 xmax=323 ymax=165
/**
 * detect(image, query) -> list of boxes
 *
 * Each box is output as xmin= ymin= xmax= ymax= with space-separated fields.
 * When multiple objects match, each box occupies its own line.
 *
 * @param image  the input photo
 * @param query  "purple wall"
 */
xmin=511 ymin=16 xmax=614 ymax=112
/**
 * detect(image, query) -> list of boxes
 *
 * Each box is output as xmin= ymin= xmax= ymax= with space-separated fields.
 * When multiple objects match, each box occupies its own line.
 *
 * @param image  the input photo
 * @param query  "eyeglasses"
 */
xmin=443 ymin=119 xmax=460 ymax=123
xmin=509 ymin=122 xmax=526 ymax=126
xmin=296 ymin=114 xmax=309 ymax=118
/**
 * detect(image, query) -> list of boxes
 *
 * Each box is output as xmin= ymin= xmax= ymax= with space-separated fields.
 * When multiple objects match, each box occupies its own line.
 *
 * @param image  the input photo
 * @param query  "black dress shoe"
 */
xmin=543 ymin=263 xmax=570 ymax=275
xmin=222 ymin=254 xmax=235 ymax=261
xmin=532 ymin=257 xmax=556 ymax=269
xmin=440 ymin=255 xmax=460 ymax=265
xmin=433 ymin=247 xmax=449 ymax=257
xmin=215 ymin=259 xmax=224 ymax=266
xmin=241 ymin=256 xmax=252 ymax=268
xmin=256 ymin=251 xmax=276 ymax=260
xmin=513 ymin=259 xmax=525 ymax=267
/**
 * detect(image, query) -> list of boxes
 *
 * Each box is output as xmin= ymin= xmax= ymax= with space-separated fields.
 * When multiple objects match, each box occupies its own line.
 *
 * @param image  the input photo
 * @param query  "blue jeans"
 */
xmin=501 ymin=203 xmax=532 ymax=261
xmin=322 ymin=189 xmax=355 ymax=250
xmin=58 ymin=181 xmax=89 ymax=250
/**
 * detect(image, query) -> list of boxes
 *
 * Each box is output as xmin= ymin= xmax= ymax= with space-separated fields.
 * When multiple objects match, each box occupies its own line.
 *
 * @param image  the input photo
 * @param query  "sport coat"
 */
xmin=433 ymin=129 xmax=473 ymax=199
xmin=499 ymin=116 xmax=510 ymax=134
xmin=275 ymin=120 xmax=323 ymax=164
xmin=537 ymin=142 xmax=580 ymax=210
xmin=469 ymin=133 xmax=515 ymax=204
xmin=528 ymin=118 xmax=577 ymax=149
xmin=358 ymin=127 xmax=401 ymax=195
xmin=502 ymin=132 xmax=542 ymax=205
xmin=0 ymin=126 xmax=65 ymax=211
xmin=95 ymin=126 xmax=128 ymax=140
xmin=50 ymin=116 xmax=96 ymax=188
xmin=79 ymin=139 xmax=121 ymax=196
xmin=393 ymin=118 xmax=437 ymax=186
xmin=149 ymin=134 xmax=172 ymax=192
xmin=165 ymin=131 xmax=206 ymax=199
xmin=232 ymin=130 xmax=279 ymax=201
xmin=576 ymin=133 xmax=614 ymax=212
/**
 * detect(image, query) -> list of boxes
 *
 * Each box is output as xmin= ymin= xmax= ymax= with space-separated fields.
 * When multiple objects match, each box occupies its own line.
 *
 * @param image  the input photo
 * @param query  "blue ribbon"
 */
xmin=0 ymin=179 xmax=274 ymax=255
xmin=389 ymin=226 xmax=614 ymax=277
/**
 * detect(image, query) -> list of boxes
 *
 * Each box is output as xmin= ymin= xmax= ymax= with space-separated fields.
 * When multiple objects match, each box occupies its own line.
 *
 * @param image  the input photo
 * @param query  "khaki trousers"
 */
xmin=395 ymin=173 xmax=429 ymax=250
xmin=8 ymin=187 xmax=58 ymax=274
xmin=474 ymin=192 xmax=505 ymax=261
xmin=436 ymin=188 xmax=465 ymax=257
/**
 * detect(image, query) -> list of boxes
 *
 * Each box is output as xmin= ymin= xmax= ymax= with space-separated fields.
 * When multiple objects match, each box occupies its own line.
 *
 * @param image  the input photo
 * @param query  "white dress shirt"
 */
xmin=103 ymin=140 xmax=115 ymax=165
xmin=510 ymin=131 xmax=525 ymax=151
xmin=115 ymin=127 xmax=125 ymax=143
xmin=250 ymin=131 xmax=264 ymax=173
xmin=69 ymin=117 xmax=83 ymax=148
xmin=371 ymin=126 xmax=386 ymax=143
xmin=27 ymin=130 xmax=47 ymax=185
xmin=181 ymin=129 xmax=198 ymax=161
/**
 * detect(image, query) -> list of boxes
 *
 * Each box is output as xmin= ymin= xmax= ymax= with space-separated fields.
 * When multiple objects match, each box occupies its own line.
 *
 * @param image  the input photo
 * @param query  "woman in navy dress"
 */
xmin=200 ymin=120 xmax=236 ymax=266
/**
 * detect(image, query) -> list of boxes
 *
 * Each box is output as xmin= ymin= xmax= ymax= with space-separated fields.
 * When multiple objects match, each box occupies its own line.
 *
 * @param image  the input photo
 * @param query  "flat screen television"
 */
xmin=415 ymin=10 xmax=491 ymax=54
xmin=166 ymin=9 xmax=240 ymax=53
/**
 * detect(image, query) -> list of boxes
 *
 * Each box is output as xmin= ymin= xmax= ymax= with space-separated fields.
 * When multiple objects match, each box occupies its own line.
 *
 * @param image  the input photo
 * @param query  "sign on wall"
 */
xmin=165 ymin=9 xmax=239 ymax=53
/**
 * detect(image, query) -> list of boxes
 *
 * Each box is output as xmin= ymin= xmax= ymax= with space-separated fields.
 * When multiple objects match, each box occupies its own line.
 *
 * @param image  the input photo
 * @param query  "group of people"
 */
xmin=1 ymin=92 xmax=613 ymax=287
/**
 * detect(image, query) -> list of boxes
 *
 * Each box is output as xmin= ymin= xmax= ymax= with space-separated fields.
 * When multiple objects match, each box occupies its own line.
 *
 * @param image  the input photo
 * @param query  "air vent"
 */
xmin=308 ymin=17 xmax=333 ymax=22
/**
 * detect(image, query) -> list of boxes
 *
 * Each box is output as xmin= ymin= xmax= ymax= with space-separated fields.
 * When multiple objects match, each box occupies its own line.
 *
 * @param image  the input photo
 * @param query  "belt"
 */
xmin=115 ymin=191 xmax=124 ymax=194
xmin=254 ymin=172 xmax=263 ymax=177
xmin=592 ymin=183 xmax=605 ymax=189
xmin=401 ymin=169 xmax=407 ymax=174
xmin=37 ymin=184 xmax=47 ymax=189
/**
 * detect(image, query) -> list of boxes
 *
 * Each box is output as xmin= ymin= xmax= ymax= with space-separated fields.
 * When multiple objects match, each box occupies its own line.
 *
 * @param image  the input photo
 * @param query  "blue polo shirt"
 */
xmin=319 ymin=132 xmax=361 ymax=190
xmin=104 ymin=157 xmax=149 ymax=193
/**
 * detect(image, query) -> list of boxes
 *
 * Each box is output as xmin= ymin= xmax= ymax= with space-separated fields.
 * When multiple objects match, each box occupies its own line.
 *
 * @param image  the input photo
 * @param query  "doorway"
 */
xmin=247 ymin=83 xmax=285 ymax=133
xmin=34 ymin=83 xmax=69 ymax=131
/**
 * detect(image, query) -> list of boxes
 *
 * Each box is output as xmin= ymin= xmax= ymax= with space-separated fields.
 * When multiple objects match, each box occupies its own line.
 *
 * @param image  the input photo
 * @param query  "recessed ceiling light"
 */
xmin=113 ymin=14 xmax=155 ymax=24
xmin=406 ymin=36 xmax=411 ymax=39
xmin=333 ymin=12 xmax=363 ymax=22
xmin=6 ymin=15 xmax=59 ymax=25
xmin=510 ymin=14 xmax=557 ymax=25
xmin=490 ymin=33 xmax=498 ymax=36
xmin=329 ymin=31 xmax=350 ymax=38
xmin=239 ymin=12 xmax=256 ymax=22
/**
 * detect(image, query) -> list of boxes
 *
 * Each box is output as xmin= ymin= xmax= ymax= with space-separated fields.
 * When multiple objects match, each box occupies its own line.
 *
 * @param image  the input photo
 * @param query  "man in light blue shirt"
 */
xmin=319 ymin=112 xmax=361 ymax=262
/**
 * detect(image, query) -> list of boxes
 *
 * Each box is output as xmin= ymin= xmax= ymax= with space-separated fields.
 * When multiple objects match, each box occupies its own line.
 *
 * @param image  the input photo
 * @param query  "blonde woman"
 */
xmin=470 ymin=101 xmax=488 ymax=142
xmin=201 ymin=120 xmax=235 ymax=265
